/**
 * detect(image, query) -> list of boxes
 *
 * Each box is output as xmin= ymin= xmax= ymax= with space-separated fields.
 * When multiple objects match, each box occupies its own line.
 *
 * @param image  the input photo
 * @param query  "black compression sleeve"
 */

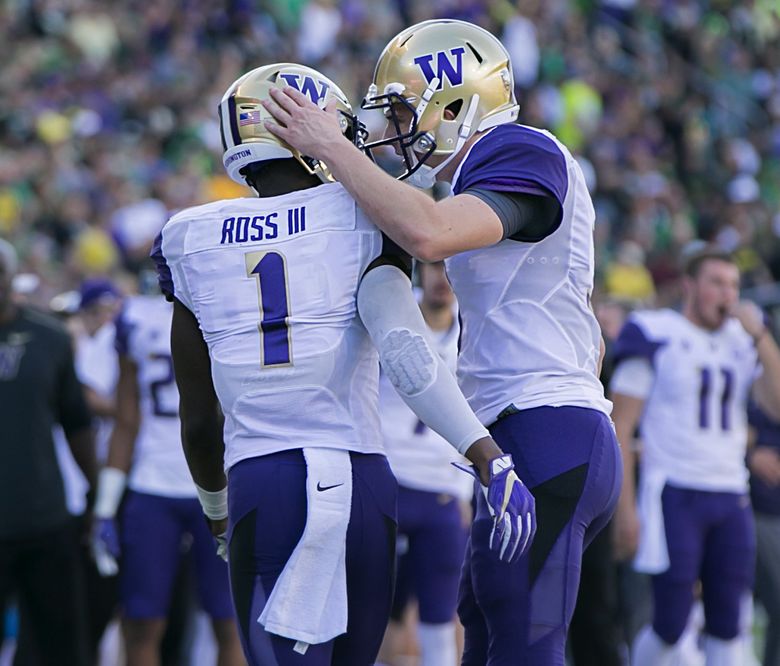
xmin=364 ymin=233 xmax=413 ymax=278
xmin=463 ymin=188 xmax=562 ymax=242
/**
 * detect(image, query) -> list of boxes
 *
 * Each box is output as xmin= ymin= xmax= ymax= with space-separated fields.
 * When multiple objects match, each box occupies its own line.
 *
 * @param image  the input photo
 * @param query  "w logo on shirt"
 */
xmin=414 ymin=47 xmax=466 ymax=90
xmin=0 ymin=343 xmax=25 ymax=380
xmin=279 ymin=73 xmax=330 ymax=106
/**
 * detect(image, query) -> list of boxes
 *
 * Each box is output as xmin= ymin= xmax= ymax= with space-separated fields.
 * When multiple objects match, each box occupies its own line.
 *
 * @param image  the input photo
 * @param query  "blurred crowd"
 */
xmin=1 ymin=0 xmax=780 ymax=306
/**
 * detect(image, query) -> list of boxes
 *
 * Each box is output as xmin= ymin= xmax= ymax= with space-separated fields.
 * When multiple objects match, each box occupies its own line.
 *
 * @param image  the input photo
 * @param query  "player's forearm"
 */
xmin=84 ymin=386 xmax=116 ymax=418
xmin=105 ymin=409 xmax=139 ymax=473
xmin=180 ymin=412 xmax=227 ymax=492
xmin=326 ymin=141 xmax=445 ymax=260
xmin=614 ymin=423 xmax=637 ymax=506
xmin=66 ymin=427 xmax=98 ymax=490
xmin=755 ymin=334 xmax=780 ymax=419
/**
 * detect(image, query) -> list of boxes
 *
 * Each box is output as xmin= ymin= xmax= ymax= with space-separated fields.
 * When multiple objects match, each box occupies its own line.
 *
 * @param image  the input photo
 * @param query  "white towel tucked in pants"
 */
xmin=258 ymin=447 xmax=353 ymax=648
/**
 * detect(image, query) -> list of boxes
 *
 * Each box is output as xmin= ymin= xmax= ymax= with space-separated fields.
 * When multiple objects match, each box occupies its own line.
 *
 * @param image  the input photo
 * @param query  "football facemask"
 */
xmin=361 ymin=19 xmax=519 ymax=188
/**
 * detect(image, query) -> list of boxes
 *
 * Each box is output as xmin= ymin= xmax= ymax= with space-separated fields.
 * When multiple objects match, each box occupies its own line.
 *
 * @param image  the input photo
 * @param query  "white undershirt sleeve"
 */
xmin=357 ymin=264 xmax=489 ymax=455
xmin=609 ymin=357 xmax=655 ymax=400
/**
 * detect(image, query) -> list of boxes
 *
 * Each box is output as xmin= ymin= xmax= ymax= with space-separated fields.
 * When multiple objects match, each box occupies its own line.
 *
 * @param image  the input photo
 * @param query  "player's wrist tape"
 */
xmin=196 ymin=485 xmax=228 ymax=521
xmin=94 ymin=467 xmax=127 ymax=519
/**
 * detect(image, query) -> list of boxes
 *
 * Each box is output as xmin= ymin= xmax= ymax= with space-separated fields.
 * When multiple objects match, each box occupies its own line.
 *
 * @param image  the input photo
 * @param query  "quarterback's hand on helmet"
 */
xmin=90 ymin=518 xmax=120 ymax=577
xmin=455 ymin=454 xmax=536 ymax=563
xmin=262 ymin=86 xmax=346 ymax=162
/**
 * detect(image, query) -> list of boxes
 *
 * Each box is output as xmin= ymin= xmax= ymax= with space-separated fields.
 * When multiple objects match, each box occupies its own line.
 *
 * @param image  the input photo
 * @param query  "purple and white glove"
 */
xmin=455 ymin=454 xmax=536 ymax=563
xmin=91 ymin=518 xmax=121 ymax=577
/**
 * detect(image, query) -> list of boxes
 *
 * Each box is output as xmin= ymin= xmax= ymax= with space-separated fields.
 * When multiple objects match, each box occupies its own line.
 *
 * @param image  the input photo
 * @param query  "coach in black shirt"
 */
xmin=0 ymin=239 xmax=96 ymax=666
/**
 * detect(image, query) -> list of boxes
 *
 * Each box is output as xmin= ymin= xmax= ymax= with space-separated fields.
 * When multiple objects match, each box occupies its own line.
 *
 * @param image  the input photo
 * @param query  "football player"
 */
xmin=379 ymin=261 xmax=472 ymax=666
xmin=261 ymin=20 xmax=620 ymax=665
xmin=610 ymin=250 xmax=780 ymax=666
xmin=90 ymin=294 xmax=243 ymax=666
xmin=151 ymin=63 xmax=534 ymax=666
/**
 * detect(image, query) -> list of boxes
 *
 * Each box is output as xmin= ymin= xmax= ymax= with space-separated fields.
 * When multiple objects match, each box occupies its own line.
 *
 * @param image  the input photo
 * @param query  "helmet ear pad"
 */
xmin=419 ymin=98 xmax=466 ymax=155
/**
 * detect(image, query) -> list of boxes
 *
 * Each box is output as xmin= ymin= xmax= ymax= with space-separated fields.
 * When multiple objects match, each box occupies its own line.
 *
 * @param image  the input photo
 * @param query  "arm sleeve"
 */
xmin=357 ymin=264 xmax=489 ymax=454
xmin=609 ymin=357 xmax=654 ymax=400
xmin=462 ymin=187 xmax=562 ymax=242
xmin=364 ymin=233 xmax=413 ymax=279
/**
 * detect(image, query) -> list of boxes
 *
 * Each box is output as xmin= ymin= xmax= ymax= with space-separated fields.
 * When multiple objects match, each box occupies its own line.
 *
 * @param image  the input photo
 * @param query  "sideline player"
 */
xmin=610 ymin=250 xmax=780 ymax=665
xmin=90 ymin=293 xmax=244 ymax=666
xmin=152 ymin=62 xmax=534 ymax=666
xmin=261 ymin=20 xmax=621 ymax=665
xmin=379 ymin=261 xmax=472 ymax=666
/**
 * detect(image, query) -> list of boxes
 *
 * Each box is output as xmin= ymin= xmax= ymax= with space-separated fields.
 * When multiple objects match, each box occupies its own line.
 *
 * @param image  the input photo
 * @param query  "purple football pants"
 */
xmin=651 ymin=484 xmax=755 ymax=644
xmin=391 ymin=485 xmax=469 ymax=624
xmin=120 ymin=490 xmax=234 ymax=620
xmin=458 ymin=406 xmax=622 ymax=666
xmin=226 ymin=449 xmax=397 ymax=666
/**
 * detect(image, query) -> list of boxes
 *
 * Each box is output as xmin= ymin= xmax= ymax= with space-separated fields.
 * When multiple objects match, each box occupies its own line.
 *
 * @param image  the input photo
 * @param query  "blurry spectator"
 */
xmin=501 ymin=2 xmax=541 ymax=90
xmin=604 ymin=240 xmax=656 ymax=304
xmin=109 ymin=186 xmax=169 ymax=272
xmin=76 ymin=278 xmax=122 ymax=439
xmin=747 ymin=401 xmax=780 ymax=666
xmin=1 ymin=0 xmax=779 ymax=306
xmin=0 ymin=238 xmax=96 ymax=666
xmin=297 ymin=0 xmax=342 ymax=64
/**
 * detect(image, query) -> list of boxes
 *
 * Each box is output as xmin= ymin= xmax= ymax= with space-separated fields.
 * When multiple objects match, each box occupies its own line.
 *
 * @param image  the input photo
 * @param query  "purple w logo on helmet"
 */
xmin=413 ymin=47 xmax=466 ymax=90
xmin=279 ymin=73 xmax=330 ymax=106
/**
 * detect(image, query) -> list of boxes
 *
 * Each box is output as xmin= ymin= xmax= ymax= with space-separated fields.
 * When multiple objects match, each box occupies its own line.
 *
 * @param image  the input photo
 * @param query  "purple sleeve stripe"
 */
xmin=612 ymin=321 xmax=665 ymax=366
xmin=452 ymin=125 xmax=569 ymax=205
xmin=150 ymin=231 xmax=174 ymax=300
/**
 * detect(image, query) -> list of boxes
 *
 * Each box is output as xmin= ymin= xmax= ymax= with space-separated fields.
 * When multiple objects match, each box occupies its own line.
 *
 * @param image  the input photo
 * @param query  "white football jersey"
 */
xmin=446 ymin=124 xmax=611 ymax=424
xmin=75 ymin=321 xmax=118 ymax=461
xmin=54 ymin=322 xmax=120 ymax=515
xmin=154 ymin=182 xmax=389 ymax=470
xmin=613 ymin=309 xmax=757 ymax=492
xmin=115 ymin=295 xmax=195 ymax=497
xmin=379 ymin=308 xmax=473 ymax=500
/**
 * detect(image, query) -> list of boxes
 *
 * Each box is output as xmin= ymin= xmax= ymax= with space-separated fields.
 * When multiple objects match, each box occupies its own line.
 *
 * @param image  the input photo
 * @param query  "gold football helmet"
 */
xmin=362 ymin=19 xmax=519 ymax=187
xmin=220 ymin=63 xmax=363 ymax=185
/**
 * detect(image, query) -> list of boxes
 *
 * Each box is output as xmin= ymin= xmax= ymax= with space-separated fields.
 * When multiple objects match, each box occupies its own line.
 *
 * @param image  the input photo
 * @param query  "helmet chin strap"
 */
xmin=406 ymin=94 xmax=481 ymax=189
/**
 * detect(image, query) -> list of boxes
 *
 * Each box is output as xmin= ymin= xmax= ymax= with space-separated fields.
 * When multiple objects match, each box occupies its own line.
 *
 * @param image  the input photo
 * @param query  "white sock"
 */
xmin=739 ymin=594 xmax=760 ymax=666
xmin=418 ymin=621 xmax=456 ymax=666
xmin=703 ymin=634 xmax=741 ymax=666
xmin=633 ymin=625 xmax=677 ymax=666
xmin=675 ymin=602 xmax=705 ymax=666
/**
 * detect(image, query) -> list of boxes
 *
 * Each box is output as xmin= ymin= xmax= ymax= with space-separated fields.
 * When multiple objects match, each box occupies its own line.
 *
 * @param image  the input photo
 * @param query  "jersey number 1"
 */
xmin=245 ymin=250 xmax=292 ymax=367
